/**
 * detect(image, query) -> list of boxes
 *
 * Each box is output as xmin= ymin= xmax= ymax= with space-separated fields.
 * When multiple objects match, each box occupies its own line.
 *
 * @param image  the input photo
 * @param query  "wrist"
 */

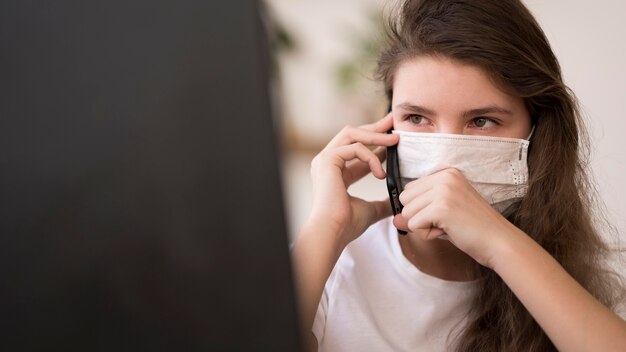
xmin=486 ymin=221 xmax=532 ymax=272
xmin=300 ymin=216 xmax=350 ymax=254
xmin=481 ymin=217 xmax=527 ymax=270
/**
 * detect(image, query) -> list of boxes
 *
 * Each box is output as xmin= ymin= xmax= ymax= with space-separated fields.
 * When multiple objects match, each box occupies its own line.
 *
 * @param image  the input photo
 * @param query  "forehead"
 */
xmin=391 ymin=56 xmax=520 ymax=110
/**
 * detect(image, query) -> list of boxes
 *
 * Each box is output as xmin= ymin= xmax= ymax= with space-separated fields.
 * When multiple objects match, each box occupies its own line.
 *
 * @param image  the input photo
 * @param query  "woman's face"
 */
xmin=392 ymin=56 xmax=532 ymax=138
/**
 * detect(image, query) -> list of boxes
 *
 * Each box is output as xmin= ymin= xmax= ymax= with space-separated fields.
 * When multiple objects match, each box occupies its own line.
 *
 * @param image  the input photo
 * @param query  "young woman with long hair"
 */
xmin=291 ymin=0 xmax=626 ymax=350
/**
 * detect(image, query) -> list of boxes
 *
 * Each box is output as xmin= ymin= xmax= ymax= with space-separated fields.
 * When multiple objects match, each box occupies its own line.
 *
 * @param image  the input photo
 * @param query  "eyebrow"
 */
xmin=395 ymin=103 xmax=436 ymax=116
xmin=462 ymin=105 xmax=514 ymax=118
xmin=394 ymin=102 xmax=514 ymax=118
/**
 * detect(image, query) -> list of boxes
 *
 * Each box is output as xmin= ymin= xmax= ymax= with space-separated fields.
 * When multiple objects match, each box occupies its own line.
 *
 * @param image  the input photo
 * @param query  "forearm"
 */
xmin=291 ymin=219 xmax=345 ymax=349
xmin=492 ymin=226 xmax=626 ymax=352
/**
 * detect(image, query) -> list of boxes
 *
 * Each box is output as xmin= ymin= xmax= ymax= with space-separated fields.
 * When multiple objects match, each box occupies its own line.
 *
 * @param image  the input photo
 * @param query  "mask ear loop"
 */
xmin=518 ymin=124 xmax=535 ymax=160
xmin=526 ymin=124 xmax=536 ymax=140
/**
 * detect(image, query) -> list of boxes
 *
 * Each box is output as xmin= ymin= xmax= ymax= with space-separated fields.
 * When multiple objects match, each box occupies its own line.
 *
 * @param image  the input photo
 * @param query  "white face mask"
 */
xmin=393 ymin=130 xmax=532 ymax=212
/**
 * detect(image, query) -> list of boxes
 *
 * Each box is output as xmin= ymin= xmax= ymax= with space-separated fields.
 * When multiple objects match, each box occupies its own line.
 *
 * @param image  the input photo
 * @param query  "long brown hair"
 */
xmin=376 ymin=0 xmax=624 ymax=350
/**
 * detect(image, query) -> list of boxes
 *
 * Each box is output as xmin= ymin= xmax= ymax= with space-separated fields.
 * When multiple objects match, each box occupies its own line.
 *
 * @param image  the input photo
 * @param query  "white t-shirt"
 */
xmin=312 ymin=217 xmax=478 ymax=352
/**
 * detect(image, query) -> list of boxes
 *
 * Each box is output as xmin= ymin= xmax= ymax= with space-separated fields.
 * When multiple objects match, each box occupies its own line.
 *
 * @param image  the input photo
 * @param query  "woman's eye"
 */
xmin=408 ymin=115 xmax=429 ymax=125
xmin=471 ymin=117 xmax=497 ymax=128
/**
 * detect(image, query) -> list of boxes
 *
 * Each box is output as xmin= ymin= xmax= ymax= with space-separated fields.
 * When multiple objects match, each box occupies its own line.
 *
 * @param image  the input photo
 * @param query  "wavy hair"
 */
xmin=376 ymin=0 xmax=624 ymax=350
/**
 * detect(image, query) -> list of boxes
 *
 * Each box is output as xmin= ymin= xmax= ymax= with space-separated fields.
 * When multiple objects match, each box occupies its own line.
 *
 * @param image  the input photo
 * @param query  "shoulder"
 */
xmin=312 ymin=218 xmax=397 ymax=345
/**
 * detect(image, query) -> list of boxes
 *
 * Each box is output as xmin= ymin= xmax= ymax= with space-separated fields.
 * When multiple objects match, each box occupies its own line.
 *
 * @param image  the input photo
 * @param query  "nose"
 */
xmin=434 ymin=120 xmax=464 ymax=135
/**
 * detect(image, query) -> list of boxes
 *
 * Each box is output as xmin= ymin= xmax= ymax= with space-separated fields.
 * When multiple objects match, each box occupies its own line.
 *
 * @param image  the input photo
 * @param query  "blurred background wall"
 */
xmin=265 ymin=0 xmax=626 ymax=258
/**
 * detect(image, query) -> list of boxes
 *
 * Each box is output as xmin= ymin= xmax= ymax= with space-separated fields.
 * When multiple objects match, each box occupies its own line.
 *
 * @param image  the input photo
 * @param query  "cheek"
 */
xmin=392 ymin=117 xmax=416 ymax=133
xmin=392 ymin=115 xmax=404 ymax=131
xmin=392 ymin=115 xmax=431 ymax=133
xmin=509 ymin=115 xmax=533 ymax=139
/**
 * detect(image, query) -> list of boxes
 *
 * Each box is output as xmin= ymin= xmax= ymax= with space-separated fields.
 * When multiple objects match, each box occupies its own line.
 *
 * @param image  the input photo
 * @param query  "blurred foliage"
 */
xmin=260 ymin=3 xmax=298 ymax=78
xmin=335 ymin=12 xmax=385 ymax=92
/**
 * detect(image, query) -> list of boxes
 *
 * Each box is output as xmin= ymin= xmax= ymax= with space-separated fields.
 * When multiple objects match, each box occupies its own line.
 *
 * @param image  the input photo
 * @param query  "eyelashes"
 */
xmin=403 ymin=115 xmax=500 ymax=129
xmin=406 ymin=114 xmax=429 ymax=125
xmin=469 ymin=117 xmax=499 ymax=128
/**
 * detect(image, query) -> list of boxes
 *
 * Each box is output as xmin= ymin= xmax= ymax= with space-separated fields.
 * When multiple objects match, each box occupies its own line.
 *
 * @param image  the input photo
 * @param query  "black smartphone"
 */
xmin=386 ymin=130 xmax=403 ymax=215
xmin=385 ymin=104 xmax=407 ymax=235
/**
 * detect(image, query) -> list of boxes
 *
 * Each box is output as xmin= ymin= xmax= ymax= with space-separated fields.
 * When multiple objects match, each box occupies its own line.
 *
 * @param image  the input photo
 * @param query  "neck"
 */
xmin=398 ymin=233 xmax=477 ymax=282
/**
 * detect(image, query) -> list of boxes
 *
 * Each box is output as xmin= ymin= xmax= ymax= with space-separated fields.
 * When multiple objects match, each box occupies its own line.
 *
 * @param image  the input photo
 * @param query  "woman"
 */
xmin=291 ymin=0 xmax=626 ymax=351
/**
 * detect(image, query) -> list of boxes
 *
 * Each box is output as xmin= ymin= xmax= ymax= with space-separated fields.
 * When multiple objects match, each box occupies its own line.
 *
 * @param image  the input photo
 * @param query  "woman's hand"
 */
xmin=293 ymin=113 xmax=399 ymax=351
xmin=394 ymin=168 xmax=626 ymax=352
xmin=393 ymin=168 xmax=516 ymax=268
xmin=307 ymin=112 xmax=399 ymax=248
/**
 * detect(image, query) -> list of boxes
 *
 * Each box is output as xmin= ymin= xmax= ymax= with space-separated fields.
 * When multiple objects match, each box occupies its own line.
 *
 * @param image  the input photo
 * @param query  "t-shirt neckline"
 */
xmin=387 ymin=219 xmax=480 ymax=290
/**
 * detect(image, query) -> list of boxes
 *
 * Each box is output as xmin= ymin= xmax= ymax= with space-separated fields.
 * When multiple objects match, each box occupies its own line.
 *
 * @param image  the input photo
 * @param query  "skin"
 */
xmin=391 ymin=55 xmax=531 ymax=281
xmin=291 ymin=55 xmax=626 ymax=352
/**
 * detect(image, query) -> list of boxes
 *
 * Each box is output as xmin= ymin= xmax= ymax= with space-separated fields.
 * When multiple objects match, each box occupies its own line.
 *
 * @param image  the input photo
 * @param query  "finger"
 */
xmin=400 ymin=189 xmax=434 ymax=220
xmin=394 ymin=214 xmax=445 ymax=240
xmin=399 ymin=178 xmax=434 ymax=205
xmin=393 ymin=214 xmax=410 ymax=233
xmin=335 ymin=143 xmax=386 ymax=180
xmin=327 ymin=124 xmax=399 ymax=149
xmin=360 ymin=112 xmax=394 ymax=133
xmin=424 ymin=228 xmax=445 ymax=240
xmin=343 ymin=147 xmax=387 ymax=184
xmin=403 ymin=175 xmax=436 ymax=191
xmin=404 ymin=167 xmax=465 ymax=190
xmin=392 ymin=214 xmax=436 ymax=240
xmin=374 ymin=146 xmax=387 ymax=163
xmin=406 ymin=207 xmax=445 ymax=240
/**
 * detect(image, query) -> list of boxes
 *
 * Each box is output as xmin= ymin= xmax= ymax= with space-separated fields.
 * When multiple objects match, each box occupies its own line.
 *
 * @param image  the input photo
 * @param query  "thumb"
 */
xmin=393 ymin=214 xmax=446 ymax=239
xmin=393 ymin=214 xmax=410 ymax=232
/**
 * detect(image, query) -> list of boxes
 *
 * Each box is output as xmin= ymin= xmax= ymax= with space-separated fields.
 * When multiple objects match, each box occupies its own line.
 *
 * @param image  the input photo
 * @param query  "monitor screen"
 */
xmin=0 ymin=0 xmax=301 ymax=350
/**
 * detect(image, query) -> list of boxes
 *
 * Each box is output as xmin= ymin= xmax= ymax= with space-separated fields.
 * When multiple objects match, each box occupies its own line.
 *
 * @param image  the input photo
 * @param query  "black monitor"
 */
xmin=0 ymin=0 xmax=302 ymax=350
